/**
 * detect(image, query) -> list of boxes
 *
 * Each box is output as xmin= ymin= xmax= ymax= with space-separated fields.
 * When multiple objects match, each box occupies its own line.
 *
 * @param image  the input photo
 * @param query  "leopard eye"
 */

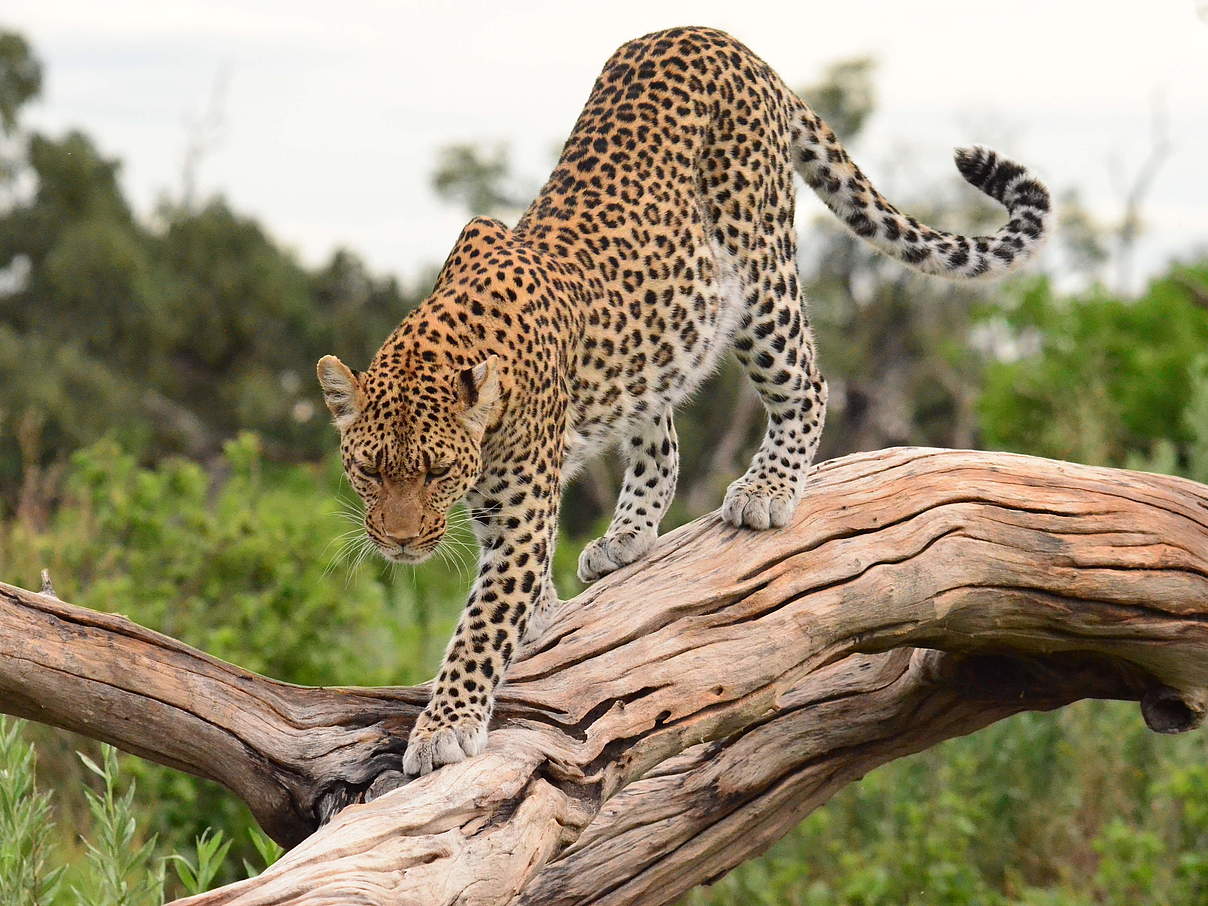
xmin=355 ymin=462 xmax=380 ymax=480
xmin=426 ymin=463 xmax=452 ymax=482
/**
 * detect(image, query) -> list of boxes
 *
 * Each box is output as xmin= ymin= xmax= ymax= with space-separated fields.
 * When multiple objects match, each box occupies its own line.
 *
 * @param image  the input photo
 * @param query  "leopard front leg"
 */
xmin=578 ymin=408 xmax=678 ymax=583
xmin=724 ymin=259 xmax=828 ymax=530
xmin=403 ymin=481 xmax=559 ymax=777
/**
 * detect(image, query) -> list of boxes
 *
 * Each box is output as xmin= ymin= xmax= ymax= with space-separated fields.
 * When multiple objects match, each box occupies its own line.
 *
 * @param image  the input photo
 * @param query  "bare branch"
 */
xmin=37 ymin=567 xmax=56 ymax=599
xmin=1 ymin=448 xmax=1205 ymax=904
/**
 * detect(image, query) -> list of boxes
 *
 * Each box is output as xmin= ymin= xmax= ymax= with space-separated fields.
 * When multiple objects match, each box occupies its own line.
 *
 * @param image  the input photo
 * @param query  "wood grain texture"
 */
xmin=2 ymin=448 xmax=1206 ymax=904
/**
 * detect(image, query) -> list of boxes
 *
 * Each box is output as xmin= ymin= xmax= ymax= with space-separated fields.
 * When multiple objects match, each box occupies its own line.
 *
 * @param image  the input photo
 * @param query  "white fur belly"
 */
xmin=659 ymin=237 xmax=746 ymax=409
xmin=697 ymin=238 xmax=746 ymax=375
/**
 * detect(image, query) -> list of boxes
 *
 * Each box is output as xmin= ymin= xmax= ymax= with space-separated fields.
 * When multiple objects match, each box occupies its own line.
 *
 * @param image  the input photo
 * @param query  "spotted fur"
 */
xmin=316 ymin=26 xmax=1051 ymax=776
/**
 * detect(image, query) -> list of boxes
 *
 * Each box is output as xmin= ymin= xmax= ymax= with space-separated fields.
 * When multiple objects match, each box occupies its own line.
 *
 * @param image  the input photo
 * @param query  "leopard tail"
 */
xmin=792 ymin=102 xmax=1051 ymax=280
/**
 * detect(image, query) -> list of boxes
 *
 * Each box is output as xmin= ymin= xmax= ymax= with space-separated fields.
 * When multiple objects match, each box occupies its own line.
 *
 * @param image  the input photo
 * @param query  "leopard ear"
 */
xmin=459 ymin=354 xmax=502 ymax=436
xmin=316 ymin=355 xmax=364 ymax=431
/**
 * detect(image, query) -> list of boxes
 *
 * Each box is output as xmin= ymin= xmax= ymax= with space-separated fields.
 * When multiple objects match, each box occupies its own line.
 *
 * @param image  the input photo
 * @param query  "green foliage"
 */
xmin=73 ymin=746 xmax=164 ymax=906
xmin=688 ymin=706 xmax=1208 ymax=905
xmin=10 ymin=434 xmax=384 ymax=684
xmin=1133 ymin=354 xmax=1208 ymax=485
xmin=431 ymin=142 xmax=526 ymax=217
xmin=168 ymin=829 xmax=233 ymax=897
xmin=242 ymin=825 xmax=284 ymax=878
xmin=0 ymin=29 xmax=42 ymax=135
xmin=979 ymin=264 xmax=1208 ymax=467
xmin=0 ymin=718 xmax=280 ymax=903
xmin=0 ymin=717 xmax=64 ymax=905
xmin=0 ymin=36 xmax=423 ymax=500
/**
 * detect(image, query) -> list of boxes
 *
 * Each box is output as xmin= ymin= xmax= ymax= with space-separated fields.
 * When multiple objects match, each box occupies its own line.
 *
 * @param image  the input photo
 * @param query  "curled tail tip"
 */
xmin=953 ymin=144 xmax=1051 ymax=215
xmin=953 ymin=144 xmax=1001 ymax=193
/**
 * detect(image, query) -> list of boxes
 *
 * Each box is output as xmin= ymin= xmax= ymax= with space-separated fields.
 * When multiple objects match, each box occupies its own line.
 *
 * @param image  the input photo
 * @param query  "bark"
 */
xmin=1 ymin=447 xmax=1206 ymax=905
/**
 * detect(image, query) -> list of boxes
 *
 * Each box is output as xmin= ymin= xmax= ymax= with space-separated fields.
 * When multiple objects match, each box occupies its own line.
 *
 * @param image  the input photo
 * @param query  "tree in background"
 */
xmin=0 ymin=30 xmax=426 ymax=515
xmin=0 ymin=31 xmax=39 ymax=135
xmin=980 ymin=262 xmax=1208 ymax=468
xmin=431 ymin=142 xmax=528 ymax=218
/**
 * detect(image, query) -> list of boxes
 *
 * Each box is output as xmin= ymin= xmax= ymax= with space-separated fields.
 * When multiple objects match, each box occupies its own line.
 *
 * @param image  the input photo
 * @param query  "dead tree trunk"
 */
xmin=1 ymin=447 xmax=1206 ymax=905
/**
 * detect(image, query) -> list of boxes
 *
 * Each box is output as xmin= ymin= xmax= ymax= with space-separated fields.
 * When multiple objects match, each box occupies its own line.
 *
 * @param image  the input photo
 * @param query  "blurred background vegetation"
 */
xmin=2 ymin=24 xmax=1208 ymax=904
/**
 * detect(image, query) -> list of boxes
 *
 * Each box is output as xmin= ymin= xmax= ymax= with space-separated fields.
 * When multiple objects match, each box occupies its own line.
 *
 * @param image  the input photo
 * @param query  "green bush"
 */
xmin=0 ymin=432 xmax=588 ymax=891
xmin=0 ymin=717 xmax=63 ymax=904
xmin=0 ymin=434 xmax=477 ymax=885
xmin=0 ymin=715 xmax=293 ymax=903
xmin=687 ymin=706 xmax=1208 ymax=905
xmin=979 ymin=265 xmax=1208 ymax=468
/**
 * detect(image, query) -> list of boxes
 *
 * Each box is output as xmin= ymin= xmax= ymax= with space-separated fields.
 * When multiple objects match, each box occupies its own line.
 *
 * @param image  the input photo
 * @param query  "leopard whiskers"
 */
xmin=347 ymin=534 xmax=378 ymax=585
xmin=323 ymin=491 xmax=370 ymax=579
xmin=439 ymin=508 xmax=481 ymax=584
xmin=331 ymin=491 xmax=376 ymax=586
xmin=322 ymin=526 xmax=367 ymax=576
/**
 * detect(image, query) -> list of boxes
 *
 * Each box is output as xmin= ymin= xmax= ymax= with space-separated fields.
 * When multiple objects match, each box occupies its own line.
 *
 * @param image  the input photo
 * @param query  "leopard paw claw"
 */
xmin=577 ymin=528 xmax=656 ymax=583
xmin=722 ymin=477 xmax=799 ymax=530
xmin=403 ymin=717 xmax=488 ymax=777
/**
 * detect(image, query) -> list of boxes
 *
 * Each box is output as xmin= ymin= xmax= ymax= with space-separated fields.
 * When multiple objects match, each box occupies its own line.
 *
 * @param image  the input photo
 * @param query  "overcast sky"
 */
xmin=8 ymin=0 xmax=1208 ymax=289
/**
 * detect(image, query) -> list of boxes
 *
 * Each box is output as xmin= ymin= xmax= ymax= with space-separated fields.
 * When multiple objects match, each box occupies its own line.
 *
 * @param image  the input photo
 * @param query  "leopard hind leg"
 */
xmin=722 ymin=244 xmax=827 ymax=530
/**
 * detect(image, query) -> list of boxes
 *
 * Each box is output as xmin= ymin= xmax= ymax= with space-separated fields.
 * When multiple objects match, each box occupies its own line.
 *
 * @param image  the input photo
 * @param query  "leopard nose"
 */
xmin=385 ymin=531 xmax=420 ymax=548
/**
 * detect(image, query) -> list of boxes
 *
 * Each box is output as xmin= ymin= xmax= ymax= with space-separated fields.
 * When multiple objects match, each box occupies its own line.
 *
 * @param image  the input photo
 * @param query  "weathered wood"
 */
xmin=0 ymin=576 xmax=427 ymax=846
xmin=517 ymin=649 xmax=1158 ymax=906
xmin=1 ymin=447 xmax=1206 ymax=905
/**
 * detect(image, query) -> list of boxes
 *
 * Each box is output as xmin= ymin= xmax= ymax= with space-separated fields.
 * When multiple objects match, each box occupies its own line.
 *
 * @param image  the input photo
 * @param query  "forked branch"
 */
xmin=1 ymin=448 xmax=1205 ymax=905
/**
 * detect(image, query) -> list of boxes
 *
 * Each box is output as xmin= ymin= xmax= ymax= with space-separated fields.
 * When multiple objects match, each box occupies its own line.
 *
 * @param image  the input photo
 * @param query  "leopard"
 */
xmin=316 ymin=25 xmax=1051 ymax=777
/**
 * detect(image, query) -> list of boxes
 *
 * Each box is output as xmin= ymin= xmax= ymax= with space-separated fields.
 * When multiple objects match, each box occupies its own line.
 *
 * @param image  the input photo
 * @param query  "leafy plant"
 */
xmin=168 ymin=829 xmax=233 ymax=896
xmin=0 ymin=717 xmax=64 ymax=906
xmin=242 ymin=825 xmax=284 ymax=879
xmin=73 ymin=746 xmax=164 ymax=906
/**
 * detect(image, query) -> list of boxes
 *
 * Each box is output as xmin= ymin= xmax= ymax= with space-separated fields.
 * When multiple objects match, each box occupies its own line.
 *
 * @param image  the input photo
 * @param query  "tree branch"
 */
xmin=518 ymin=648 xmax=1166 ymax=906
xmin=1 ymin=447 xmax=1206 ymax=904
xmin=0 ymin=577 xmax=427 ymax=846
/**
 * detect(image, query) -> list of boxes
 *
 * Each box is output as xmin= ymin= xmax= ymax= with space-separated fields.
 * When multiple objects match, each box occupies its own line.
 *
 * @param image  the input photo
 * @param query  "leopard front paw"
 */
xmin=402 ymin=710 xmax=488 ymax=777
xmin=577 ymin=527 xmax=656 ymax=583
xmin=722 ymin=476 xmax=800 ymax=530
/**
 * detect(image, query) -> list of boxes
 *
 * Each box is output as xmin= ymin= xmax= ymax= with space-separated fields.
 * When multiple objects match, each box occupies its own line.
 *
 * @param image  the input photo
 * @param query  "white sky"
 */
xmin=7 ymin=0 xmax=1208 ymax=288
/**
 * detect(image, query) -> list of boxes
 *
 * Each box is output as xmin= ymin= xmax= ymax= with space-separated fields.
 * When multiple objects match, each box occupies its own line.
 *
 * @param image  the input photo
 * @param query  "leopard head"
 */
xmin=316 ymin=351 xmax=503 ymax=563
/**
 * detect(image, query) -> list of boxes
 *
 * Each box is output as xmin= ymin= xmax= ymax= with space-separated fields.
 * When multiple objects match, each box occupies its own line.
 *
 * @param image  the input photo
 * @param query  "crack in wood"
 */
xmin=2 ymin=448 xmax=1206 ymax=905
